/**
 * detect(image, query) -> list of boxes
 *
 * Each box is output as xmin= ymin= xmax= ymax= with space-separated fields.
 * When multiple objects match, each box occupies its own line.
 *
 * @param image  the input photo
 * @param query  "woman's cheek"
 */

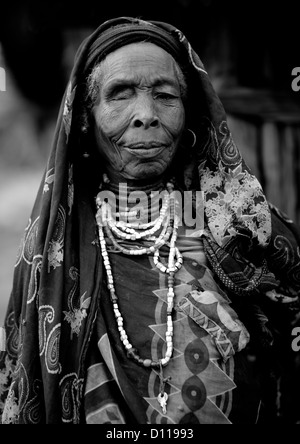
xmin=160 ymin=104 xmax=185 ymax=137
xmin=94 ymin=104 xmax=130 ymax=139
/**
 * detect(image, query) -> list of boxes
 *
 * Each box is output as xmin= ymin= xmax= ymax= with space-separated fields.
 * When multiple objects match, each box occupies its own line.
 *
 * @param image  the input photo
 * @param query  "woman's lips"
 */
xmin=124 ymin=142 xmax=167 ymax=149
xmin=121 ymin=142 xmax=169 ymax=158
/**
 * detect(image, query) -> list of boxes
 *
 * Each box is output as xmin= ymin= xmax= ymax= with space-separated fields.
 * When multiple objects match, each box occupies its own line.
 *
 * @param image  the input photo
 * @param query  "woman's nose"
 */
xmin=132 ymin=95 xmax=160 ymax=129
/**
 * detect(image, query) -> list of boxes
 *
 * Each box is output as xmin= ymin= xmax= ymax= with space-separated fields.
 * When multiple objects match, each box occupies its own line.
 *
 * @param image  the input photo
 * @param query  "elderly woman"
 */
xmin=0 ymin=17 xmax=299 ymax=425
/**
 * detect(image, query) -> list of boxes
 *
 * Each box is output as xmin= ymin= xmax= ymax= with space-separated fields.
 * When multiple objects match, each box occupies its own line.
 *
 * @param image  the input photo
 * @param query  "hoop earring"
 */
xmin=187 ymin=129 xmax=197 ymax=148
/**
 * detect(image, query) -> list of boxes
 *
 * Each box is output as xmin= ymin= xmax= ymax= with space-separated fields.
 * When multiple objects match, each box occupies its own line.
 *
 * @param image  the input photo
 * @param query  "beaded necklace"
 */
xmin=95 ymin=180 xmax=183 ymax=415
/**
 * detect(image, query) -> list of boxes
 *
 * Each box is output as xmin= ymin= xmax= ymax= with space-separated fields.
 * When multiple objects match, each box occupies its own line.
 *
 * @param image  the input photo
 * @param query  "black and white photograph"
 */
xmin=0 ymin=0 xmax=300 ymax=427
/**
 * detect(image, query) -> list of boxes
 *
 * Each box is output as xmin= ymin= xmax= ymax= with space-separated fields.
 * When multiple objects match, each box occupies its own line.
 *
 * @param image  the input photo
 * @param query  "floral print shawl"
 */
xmin=0 ymin=17 xmax=299 ymax=424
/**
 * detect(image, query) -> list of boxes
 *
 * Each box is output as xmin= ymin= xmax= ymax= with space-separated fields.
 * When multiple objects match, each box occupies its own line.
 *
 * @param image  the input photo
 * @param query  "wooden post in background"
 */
xmin=281 ymin=125 xmax=296 ymax=221
xmin=261 ymin=122 xmax=282 ymax=209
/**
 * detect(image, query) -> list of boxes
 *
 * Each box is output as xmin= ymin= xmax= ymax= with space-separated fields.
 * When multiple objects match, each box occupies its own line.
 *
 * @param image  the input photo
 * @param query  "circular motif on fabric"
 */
xmin=38 ymin=307 xmax=55 ymax=355
xmin=26 ymin=400 xmax=42 ymax=424
xmin=45 ymin=324 xmax=61 ymax=374
xmin=52 ymin=206 xmax=66 ymax=242
xmin=219 ymin=122 xmax=242 ymax=167
xmin=220 ymin=141 xmax=242 ymax=168
xmin=179 ymin=412 xmax=201 ymax=424
xmin=184 ymin=338 xmax=209 ymax=374
xmin=23 ymin=218 xmax=39 ymax=264
xmin=24 ymin=380 xmax=43 ymax=424
xmin=27 ymin=255 xmax=42 ymax=304
xmin=61 ymin=380 xmax=73 ymax=421
xmin=181 ymin=375 xmax=207 ymax=411
xmin=7 ymin=324 xmax=19 ymax=357
xmin=15 ymin=234 xmax=25 ymax=267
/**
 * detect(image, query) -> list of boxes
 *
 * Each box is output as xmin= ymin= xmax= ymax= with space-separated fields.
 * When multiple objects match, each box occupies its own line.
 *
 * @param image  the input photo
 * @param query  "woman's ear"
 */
xmin=172 ymin=127 xmax=198 ymax=191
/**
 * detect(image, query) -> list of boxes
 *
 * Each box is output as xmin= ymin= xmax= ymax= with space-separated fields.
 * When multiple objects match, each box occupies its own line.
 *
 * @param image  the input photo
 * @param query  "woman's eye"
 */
xmin=112 ymin=87 xmax=133 ymax=101
xmin=155 ymin=92 xmax=177 ymax=101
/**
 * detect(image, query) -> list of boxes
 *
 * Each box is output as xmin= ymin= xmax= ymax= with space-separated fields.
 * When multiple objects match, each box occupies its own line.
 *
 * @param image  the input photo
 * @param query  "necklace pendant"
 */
xmin=157 ymin=392 xmax=168 ymax=415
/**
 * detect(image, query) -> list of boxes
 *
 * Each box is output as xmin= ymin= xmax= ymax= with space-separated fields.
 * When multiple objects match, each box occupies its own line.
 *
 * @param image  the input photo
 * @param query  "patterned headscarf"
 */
xmin=1 ymin=17 xmax=299 ymax=424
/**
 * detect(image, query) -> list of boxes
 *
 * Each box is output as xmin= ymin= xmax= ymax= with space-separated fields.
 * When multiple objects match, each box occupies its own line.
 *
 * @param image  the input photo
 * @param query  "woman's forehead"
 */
xmin=99 ymin=42 xmax=179 ymax=85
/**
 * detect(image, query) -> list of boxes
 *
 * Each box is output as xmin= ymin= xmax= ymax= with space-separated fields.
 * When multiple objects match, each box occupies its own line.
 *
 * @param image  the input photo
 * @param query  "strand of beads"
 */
xmin=164 ymin=182 xmax=178 ymax=364
xmin=114 ymin=193 xmax=168 ymax=231
xmin=105 ymin=192 xmax=170 ymax=241
xmin=95 ymin=180 xmax=181 ymax=370
xmin=98 ymin=193 xmax=174 ymax=256
xmin=153 ymin=247 xmax=183 ymax=274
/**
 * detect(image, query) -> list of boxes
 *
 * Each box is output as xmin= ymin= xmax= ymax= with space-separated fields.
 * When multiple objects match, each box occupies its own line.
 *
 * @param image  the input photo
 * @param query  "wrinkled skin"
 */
xmin=92 ymin=42 xmax=186 ymax=184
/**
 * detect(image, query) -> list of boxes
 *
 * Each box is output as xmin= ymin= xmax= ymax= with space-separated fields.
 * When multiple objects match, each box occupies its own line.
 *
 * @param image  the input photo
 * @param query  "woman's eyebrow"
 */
xmin=152 ymin=77 xmax=180 ymax=89
xmin=102 ymin=79 xmax=133 ymax=98
xmin=104 ymin=75 xmax=179 ymax=92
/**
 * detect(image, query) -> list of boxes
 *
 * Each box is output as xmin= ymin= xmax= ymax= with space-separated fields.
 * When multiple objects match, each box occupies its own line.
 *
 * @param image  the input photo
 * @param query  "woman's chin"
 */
xmin=123 ymin=163 xmax=168 ymax=182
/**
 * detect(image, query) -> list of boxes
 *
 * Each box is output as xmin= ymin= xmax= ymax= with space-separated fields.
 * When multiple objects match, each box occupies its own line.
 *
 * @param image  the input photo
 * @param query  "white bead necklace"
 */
xmin=95 ymin=180 xmax=183 ymax=415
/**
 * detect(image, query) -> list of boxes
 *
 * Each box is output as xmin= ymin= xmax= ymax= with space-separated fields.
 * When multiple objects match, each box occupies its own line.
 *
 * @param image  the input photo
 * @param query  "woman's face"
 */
xmin=92 ymin=42 xmax=186 ymax=182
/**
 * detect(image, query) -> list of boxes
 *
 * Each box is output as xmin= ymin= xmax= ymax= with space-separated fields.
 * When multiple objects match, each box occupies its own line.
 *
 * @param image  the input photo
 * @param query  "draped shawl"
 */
xmin=1 ymin=17 xmax=299 ymax=424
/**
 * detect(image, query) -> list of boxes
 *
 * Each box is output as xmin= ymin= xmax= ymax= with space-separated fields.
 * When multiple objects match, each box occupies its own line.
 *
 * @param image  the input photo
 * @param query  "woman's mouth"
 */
xmin=122 ymin=142 xmax=169 ymax=158
xmin=124 ymin=142 xmax=166 ymax=149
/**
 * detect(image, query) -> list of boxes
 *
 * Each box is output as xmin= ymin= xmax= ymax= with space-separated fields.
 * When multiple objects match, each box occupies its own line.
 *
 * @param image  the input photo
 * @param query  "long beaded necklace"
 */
xmin=95 ymin=180 xmax=183 ymax=415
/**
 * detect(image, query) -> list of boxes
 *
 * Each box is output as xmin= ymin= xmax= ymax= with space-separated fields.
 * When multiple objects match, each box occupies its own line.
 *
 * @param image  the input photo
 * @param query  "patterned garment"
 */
xmin=0 ymin=17 xmax=299 ymax=424
xmin=84 ymin=232 xmax=259 ymax=424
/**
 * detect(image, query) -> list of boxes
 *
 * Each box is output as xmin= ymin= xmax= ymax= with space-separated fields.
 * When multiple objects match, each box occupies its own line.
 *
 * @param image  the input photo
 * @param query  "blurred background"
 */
xmin=1 ymin=0 xmax=300 ymax=324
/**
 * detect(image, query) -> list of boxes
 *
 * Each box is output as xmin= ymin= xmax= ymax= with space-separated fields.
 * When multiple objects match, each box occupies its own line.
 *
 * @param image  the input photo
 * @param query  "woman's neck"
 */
xmin=103 ymin=170 xmax=168 ymax=194
xmin=101 ymin=171 xmax=172 ymax=222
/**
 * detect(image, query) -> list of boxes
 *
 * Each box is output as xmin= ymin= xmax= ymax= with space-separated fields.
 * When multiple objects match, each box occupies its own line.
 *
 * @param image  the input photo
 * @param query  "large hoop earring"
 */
xmin=187 ymin=129 xmax=197 ymax=148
